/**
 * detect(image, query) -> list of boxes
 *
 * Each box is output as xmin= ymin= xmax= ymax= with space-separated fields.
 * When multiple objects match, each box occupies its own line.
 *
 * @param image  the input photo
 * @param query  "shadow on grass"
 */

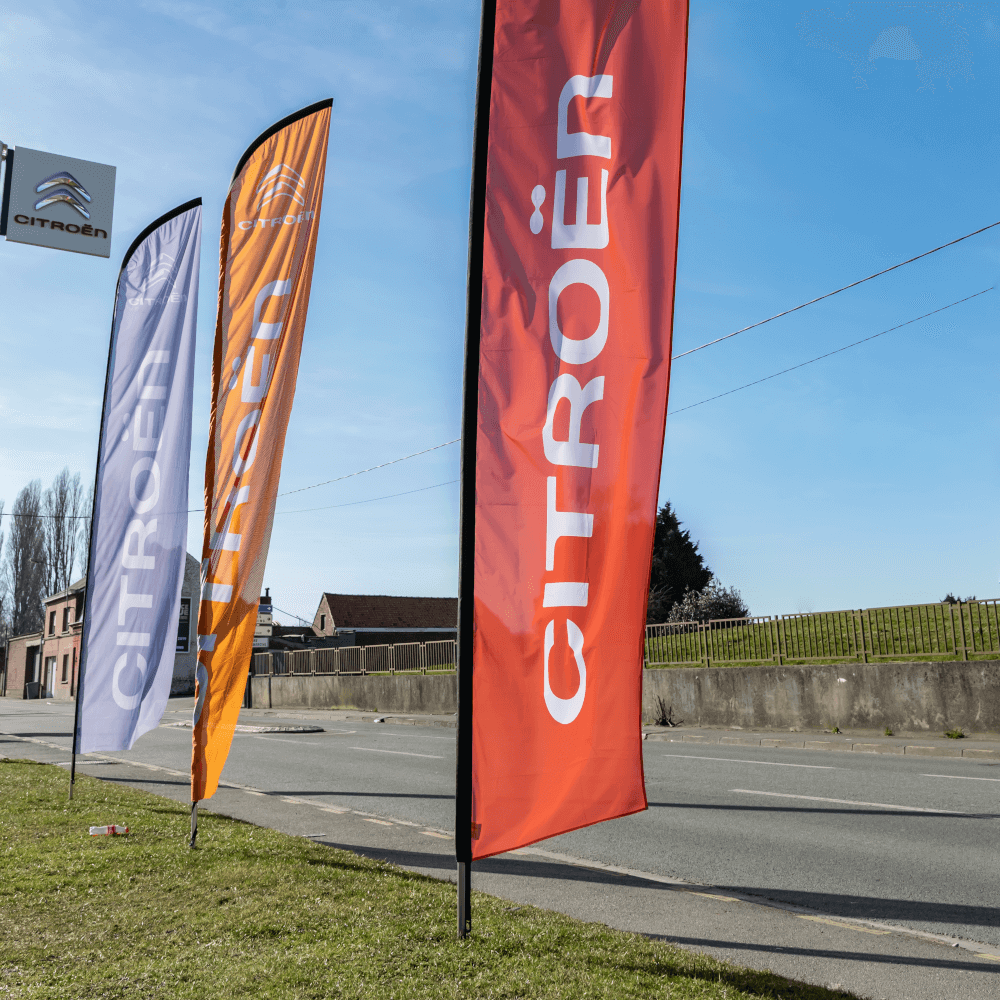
xmin=99 ymin=776 xmax=190 ymax=788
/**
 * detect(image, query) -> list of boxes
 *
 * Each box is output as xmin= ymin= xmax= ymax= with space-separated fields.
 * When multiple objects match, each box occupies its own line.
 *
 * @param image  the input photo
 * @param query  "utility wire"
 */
xmin=1 ymin=282 xmax=989 ymax=521
xmin=5 ymin=225 xmax=996 ymax=522
xmin=270 ymin=604 xmax=312 ymax=625
xmin=668 ymin=287 xmax=993 ymax=416
xmin=274 ymin=479 xmax=458 ymax=516
xmin=671 ymin=220 xmax=1000 ymax=361
xmin=276 ymin=438 xmax=459 ymax=498
xmin=0 ymin=475 xmax=460 ymax=521
xmin=0 ymin=511 xmax=87 ymax=519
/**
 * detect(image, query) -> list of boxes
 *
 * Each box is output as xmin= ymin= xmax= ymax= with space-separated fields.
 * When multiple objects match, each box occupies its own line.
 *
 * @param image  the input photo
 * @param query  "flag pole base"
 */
xmin=457 ymin=861 xmax=471 ymax=938
xmin=189 ymin=801 xmax=199 ymax=849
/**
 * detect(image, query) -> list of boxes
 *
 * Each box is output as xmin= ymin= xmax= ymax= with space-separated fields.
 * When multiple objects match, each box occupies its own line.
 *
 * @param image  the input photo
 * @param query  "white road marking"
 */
xmin=507 ymin=845 xmax=1000 ymax=956
xmin=362 ymin=818 xmax=393 ymax=826
xmin=664 ymin=753 xmax=835 ymax=770
xmin=922 ymin=773 xmax=1000 ymax=783
xmin=55 ymin=760 xmax=117 ymax=766
xmin=349 ymin=746 xmax=444 ymax=759
xmin=422 ymin=830 xmax=452 ymax=839
xmin=730 ymin=789 xmax=963 ymax=814
xmin=798 ymin=915 xmax=889 ymax=935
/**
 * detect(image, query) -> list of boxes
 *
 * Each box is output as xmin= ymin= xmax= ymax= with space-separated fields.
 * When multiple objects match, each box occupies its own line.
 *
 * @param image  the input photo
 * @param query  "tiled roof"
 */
xmin=321 ymin=593 xmax=457 ymax=630
xmin=43 ymin=577 xmax=87 ymax=605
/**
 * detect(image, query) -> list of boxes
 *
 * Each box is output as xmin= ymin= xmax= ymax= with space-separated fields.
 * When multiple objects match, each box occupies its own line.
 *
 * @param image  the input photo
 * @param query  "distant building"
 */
xmin=311 ymin=593 xmax=457 ymax=648
xmin=2 ymin=553 xmax=201 ymax=700
xmin=4 ymin=578 xmax=86 ymax=702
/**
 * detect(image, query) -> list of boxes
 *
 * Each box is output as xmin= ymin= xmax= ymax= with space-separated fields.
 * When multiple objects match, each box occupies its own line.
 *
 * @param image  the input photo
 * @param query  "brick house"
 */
xmin=311 ymin=593 xmax=457 ymax=648
xmin=4 ymin=578 xmax=86 ymax=701
xmin=2 ymin=553 xmax=201 ymax=700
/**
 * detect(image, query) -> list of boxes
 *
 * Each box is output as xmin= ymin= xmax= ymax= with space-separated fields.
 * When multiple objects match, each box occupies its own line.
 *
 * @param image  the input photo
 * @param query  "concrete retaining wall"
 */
xmin=643 ymin=661 xmax=1000 ymax=732
xmin=251 ymin=673 xmax=457 ymax=715
xmin=251 ymin=661 xmax=1000 ymax=733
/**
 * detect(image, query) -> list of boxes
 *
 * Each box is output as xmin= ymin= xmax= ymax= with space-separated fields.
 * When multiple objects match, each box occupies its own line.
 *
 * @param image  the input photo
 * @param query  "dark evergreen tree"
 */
xmin=646 ymin=501 xmax=712 ymax=623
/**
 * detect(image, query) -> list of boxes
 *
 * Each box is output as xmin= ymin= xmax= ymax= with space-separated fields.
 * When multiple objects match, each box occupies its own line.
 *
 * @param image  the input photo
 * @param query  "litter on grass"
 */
xmin=89 ymin=825 xmax=128 ymax=836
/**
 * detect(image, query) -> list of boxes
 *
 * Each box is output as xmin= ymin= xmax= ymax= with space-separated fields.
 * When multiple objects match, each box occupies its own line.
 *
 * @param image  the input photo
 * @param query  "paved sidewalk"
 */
xmin=643 ymin=724 xmax=1000 ymax=759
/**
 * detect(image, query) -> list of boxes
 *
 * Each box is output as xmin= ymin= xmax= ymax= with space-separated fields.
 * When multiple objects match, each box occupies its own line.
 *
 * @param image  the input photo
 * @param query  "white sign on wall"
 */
xmin=1 ymin=145 xmax=116 ymax=258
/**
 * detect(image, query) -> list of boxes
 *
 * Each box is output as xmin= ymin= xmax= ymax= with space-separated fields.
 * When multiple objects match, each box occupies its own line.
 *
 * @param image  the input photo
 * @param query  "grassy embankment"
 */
xmin=646 ymin=600 xmax=1000 ymax=669
xmin=0 ymin=759 xmax=857 ymax=1000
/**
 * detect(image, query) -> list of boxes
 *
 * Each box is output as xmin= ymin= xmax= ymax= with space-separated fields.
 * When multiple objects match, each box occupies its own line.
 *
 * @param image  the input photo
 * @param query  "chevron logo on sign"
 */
xmin=34 ymin=171 xmax=93 ymax=219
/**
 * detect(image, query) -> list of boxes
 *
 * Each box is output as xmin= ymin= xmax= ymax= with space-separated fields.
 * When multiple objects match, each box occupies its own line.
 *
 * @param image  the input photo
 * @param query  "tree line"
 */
xmin=0 ymin=469 xmax=91 ymax=638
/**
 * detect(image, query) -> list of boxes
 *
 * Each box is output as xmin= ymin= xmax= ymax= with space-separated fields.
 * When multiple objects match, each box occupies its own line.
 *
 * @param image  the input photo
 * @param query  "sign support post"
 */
xmin=456 ymin=0 xmax=497 ymax=940
xmin=0 ymin=142 xmax=12 ymax=235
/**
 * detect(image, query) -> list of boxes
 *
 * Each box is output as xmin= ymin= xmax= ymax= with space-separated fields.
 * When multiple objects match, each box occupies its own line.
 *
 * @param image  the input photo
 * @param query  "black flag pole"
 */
xmin=456 ymin=0 xmax=497 ymax=940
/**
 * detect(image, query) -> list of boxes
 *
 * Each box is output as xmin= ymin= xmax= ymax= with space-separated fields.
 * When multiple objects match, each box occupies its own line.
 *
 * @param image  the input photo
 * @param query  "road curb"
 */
xmin=235 ymin=709 xmax=458 ymax=729
xmin=643 ymin=730 xmax=1000 ymax=759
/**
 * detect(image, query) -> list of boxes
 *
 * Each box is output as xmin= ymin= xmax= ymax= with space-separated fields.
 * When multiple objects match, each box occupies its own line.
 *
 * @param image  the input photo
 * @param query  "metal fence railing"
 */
xmin=247 ymin=599 xmax=1000 ymax=678
xmin=645 ymin=599 xmax=1000 ymax=668
xmin=251 ymin=638 xmax=458 ymax=678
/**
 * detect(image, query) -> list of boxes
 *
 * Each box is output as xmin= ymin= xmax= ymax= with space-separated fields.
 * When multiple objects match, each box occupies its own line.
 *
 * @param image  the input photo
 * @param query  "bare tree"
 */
xmin=78 ymin=481 xmax=95 ymax=579
xmin=42 ymin=468 xmax=84 ymax=594
xmin=4 ymin=481 xmax=46 ymax=636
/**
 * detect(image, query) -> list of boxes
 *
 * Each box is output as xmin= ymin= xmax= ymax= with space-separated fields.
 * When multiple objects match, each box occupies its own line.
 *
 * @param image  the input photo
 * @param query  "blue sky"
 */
xmin=1 ymin=1 xmax=997 ymax=623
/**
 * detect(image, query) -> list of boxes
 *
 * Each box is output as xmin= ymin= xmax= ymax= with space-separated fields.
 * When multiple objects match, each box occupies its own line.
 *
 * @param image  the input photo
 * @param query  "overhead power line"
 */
xmin=0 ymin=475 xmax=459 ymax=522
xmin=277 ymin=439 xmax=460 ymax=498
xmin=274 ymin=479 xmax=458 ymax=516
xmin=0 ymin=511 xmax=87 ymax=519
xmin=668 ymin=287 xmax=993 ymax=416
xmin=671 ymin=220 xmax=1000 ymax=361
xmin=4 ymin=225 xmax=996 ymax=524
xmin=270 ymin=604 xmax=313 ymax=625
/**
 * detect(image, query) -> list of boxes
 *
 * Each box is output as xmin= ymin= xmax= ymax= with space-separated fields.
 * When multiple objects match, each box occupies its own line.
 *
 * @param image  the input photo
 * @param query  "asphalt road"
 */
xmin=3 ymin=698 xmax=999 ymax=1000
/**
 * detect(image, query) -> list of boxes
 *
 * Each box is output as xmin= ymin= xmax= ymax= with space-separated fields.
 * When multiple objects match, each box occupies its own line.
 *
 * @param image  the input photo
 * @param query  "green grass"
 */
xmin=0 ymin=759 xmax=858 ymax=1000
xmin=645 ymin=600 xmax=1000 ymax=669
